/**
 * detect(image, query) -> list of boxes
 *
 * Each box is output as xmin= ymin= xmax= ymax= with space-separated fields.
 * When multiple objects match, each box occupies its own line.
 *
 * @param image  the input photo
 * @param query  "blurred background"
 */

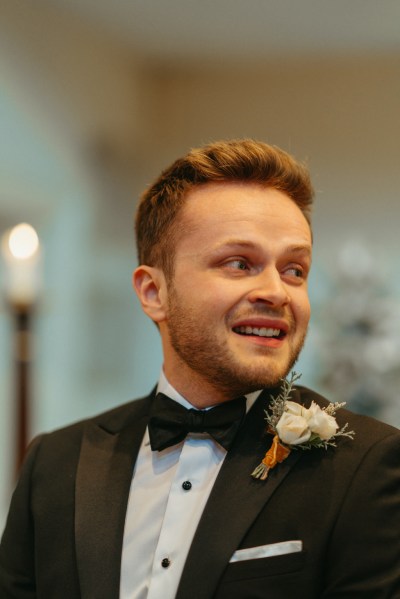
xmin=1 ymin=0 xmax=400 ymax=529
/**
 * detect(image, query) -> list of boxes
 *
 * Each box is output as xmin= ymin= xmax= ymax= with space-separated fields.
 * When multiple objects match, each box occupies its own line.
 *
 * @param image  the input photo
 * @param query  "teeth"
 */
xmin=234 ymin=326 xmax=281 ymax=337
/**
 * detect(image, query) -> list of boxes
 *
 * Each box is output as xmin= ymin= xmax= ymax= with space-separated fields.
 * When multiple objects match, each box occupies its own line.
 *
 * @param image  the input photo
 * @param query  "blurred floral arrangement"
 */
xmin=316 ymin=241 xmax=400 ymax=427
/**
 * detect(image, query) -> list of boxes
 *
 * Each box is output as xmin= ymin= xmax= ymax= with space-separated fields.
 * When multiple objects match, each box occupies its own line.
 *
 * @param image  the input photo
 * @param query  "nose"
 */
xmin=246 ymin=269 xmax=290 ymax=308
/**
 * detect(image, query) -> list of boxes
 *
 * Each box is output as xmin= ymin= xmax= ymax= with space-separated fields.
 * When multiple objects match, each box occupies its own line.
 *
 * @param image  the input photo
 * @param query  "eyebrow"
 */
xmin=283 ymin=244 xmax=312 ymax=257
xmin=210 ymin=240 xmax=312 ymax=257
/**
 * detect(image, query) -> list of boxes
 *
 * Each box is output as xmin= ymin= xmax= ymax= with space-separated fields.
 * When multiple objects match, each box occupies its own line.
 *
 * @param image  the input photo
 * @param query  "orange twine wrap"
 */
xmin=262 ymin=434 xmax=291 ymax=469
xmin=252 ymin=433 xmax=292 ymax=480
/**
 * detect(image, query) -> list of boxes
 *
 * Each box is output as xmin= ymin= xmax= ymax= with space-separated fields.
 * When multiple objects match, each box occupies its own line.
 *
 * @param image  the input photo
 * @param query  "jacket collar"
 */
xmin=74 ymin=394 xmax=153 ymax=599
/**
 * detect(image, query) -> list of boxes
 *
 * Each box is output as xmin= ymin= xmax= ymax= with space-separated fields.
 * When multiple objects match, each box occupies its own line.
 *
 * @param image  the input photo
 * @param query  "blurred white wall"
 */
xmin=1 ymin=0 xmax=399 ymax=528
xmin=0 ymin=0 xmax=158 ymax=527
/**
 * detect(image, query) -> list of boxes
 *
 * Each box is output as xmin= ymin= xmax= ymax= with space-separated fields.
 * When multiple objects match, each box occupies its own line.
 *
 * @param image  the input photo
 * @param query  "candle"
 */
xmin=2 ymin=223 xmax=41 ymax=307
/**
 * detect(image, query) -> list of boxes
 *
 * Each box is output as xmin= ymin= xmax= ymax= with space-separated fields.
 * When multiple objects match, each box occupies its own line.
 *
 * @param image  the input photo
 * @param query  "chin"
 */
xmin=224 ymin=365 xmax=290 ymax=395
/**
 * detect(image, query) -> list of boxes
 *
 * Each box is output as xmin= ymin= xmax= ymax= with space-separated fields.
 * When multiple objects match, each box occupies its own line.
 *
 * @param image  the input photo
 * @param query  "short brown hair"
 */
xmin=135 ymin=139 xmax=313 ymax=279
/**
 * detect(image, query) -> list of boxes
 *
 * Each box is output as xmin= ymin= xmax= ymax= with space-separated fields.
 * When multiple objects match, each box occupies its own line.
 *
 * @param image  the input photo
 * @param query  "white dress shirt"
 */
xmin=120 ymin=372 xmax=260 ymax=599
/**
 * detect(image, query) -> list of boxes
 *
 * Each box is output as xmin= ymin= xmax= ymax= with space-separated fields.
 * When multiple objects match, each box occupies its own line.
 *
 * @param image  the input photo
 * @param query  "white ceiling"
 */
xmin=48 ymin=0 xmax=400 ymax=64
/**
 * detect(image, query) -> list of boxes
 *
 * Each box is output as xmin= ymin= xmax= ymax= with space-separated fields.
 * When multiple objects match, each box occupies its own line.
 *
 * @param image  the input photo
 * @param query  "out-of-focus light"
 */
xmin=2 ymin=223 xmax=41 ymax=307
xmin=8 ymin=223 xmax=39 ymax=260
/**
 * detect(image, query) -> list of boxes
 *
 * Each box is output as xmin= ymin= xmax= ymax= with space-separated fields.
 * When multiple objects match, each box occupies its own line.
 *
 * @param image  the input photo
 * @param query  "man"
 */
xmin=0 ymin=139 xmax=399 ymax=598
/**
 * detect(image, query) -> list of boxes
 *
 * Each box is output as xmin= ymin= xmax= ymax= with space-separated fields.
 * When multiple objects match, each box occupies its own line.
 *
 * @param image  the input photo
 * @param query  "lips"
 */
xmin=233 ymin=325 xmax=283 ymax=338
xmin=232 ymin=320 xmax=288 ymax=340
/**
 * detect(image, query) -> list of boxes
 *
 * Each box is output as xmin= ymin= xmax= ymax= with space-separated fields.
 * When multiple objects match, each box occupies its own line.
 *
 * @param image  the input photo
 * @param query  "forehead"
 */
xmin=176 ymin=182 xmax=312 ymax=253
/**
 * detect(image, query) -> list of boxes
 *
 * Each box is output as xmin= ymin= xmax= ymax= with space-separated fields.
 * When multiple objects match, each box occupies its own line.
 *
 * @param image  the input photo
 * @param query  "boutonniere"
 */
xmin=251 ymin=372 xmax=355 ymax=480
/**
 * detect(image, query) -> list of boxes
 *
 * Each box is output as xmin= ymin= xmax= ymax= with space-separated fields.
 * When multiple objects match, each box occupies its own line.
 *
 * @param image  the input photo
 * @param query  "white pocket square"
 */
xmin=229 ymin=540 xmax=303 ymax=563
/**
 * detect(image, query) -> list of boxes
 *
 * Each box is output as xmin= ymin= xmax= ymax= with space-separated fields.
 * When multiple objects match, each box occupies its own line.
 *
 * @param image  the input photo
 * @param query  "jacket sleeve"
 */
xmin=322 ymin=430 xmax=400 ymax=598
xmin=0 ymin=436 xmax=43 ymax=599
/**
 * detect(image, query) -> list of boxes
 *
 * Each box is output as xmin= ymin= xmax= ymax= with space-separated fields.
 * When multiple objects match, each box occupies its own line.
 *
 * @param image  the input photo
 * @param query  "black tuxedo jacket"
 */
xmin=1 ymin=386 xmax=399 ymax=598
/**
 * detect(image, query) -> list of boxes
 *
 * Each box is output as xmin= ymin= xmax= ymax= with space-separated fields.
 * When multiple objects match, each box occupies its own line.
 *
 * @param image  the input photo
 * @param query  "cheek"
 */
xmin=172 ymin=286 xmax=223 ymax=316
xmin=206 ymin=283 xmax=246 ymax=313
xmin=174 ymin=269 xmax=246 ymax=315
xmin=292 ymin=292 xmax=311 ymax=324
xmin=294 ymin=297 xmax=311 ymax=325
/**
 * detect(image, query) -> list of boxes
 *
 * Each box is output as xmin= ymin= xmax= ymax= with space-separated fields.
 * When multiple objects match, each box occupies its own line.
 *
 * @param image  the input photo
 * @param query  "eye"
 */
xmin=285 ymin=267 xmax=303 ymax=277
xmin=224 ymin=258 xmax=250 ymax=271
xmin=282 ymin=265 xmax=307 ymax=281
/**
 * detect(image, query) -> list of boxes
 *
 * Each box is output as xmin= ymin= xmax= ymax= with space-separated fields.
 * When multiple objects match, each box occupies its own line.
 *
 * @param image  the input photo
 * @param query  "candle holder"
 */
xmin=11 ymin=302 xmax=34 ymax=474
xmin=2 ymin=223 xmax=41 ymax=477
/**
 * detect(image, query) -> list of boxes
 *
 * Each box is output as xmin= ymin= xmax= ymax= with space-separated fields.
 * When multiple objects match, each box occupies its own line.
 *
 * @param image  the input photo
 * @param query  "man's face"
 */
xmin=159 ymin=182 xmax=312 ymax=404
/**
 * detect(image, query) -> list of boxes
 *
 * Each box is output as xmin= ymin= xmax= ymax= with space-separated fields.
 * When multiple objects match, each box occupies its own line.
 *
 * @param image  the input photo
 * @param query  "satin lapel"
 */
xmin=176 ymin=388 xmax=303 ymax=599
xmin=75 ymin=402 xmax=150 ymax=599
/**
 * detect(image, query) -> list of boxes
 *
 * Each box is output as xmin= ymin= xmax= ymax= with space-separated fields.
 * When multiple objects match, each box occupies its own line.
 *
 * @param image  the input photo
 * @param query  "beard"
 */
xmin=166 ymin=284 xmax=307 ymax=398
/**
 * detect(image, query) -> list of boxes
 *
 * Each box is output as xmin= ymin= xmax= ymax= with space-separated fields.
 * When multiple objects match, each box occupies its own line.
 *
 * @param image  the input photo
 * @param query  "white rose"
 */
xmin=276 ymin=412 xmax=311 ymax=445
xmin=307 ymin=401 xmax=338 ymax=440
xmin=285 ymin=401 xmax=310 ymax=419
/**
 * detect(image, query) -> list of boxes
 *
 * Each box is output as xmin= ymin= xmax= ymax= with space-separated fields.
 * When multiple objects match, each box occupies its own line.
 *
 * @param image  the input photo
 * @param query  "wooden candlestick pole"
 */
xmin=13 ymin=304 xmax=32 ymax=475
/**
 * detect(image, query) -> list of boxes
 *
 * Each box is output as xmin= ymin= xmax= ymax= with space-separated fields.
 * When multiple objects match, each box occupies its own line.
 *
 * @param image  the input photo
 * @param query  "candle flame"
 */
xmin=8 ymin=224 xmax=39 ymax=260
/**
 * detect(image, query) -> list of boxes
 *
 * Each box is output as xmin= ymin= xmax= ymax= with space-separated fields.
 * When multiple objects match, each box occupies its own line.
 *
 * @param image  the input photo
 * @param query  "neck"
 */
xmin=162 ymin=364 xmax=239 ymax=409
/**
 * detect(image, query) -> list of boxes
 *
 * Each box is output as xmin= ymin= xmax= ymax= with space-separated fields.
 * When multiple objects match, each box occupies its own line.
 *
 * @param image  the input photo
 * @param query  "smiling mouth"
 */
xmin=232 ymin=326 xmax=286 ymax=339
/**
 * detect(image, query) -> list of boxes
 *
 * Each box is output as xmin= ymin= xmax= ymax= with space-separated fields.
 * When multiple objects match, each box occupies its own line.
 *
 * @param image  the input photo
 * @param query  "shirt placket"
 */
xmin=146 ymin=436 xmax=225 ymax=599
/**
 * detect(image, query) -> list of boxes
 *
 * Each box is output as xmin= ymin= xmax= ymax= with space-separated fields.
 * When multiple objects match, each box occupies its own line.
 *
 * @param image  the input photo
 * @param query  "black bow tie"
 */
xmin=148 ymin=393 xmax=246 ymax=452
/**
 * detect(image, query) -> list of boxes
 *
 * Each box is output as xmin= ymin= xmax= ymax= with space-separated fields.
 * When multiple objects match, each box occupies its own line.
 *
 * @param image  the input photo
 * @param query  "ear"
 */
xmin=132 ymin=265 xmax=168 ymax=323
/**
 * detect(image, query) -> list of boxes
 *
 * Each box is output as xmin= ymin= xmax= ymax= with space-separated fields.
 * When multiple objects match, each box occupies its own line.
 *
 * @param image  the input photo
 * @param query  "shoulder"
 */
xmin=294 ymin=384 xmax=399 ymax=436
xmin=24 ymin=390 xmax=156 ymax=470
xmin=284 ymin=386 xmax=400 ymax=527
xmin=293 ymin=385 xmax=400 ymax=462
